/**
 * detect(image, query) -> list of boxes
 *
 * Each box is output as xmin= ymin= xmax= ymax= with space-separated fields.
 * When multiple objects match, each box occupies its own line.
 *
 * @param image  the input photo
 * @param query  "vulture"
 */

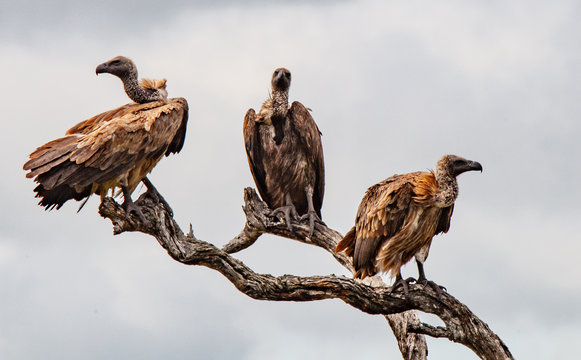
xmin=23 ymin=56 xmax=188 ymax=217
xmin=243 ymin=68 xmax=325 ymax=235
xmin=336 ymin=155 xmax=482 ymax=294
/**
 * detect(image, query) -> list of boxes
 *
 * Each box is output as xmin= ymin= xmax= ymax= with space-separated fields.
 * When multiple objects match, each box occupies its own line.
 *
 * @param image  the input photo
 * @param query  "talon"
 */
xmin=415 ymin=261 xmax=446 ymax=297
xmin=272 ymin=205 xmax=297 ymax=233
xmin=123 ymin=199 xmax=146 ymax=223
xmin=417 ymin=277 xmax=446 ymax=297
xmin=121 ymin=185 xmax=146 ymax=222
xmin=142 ymin=177 xmax=173 ymax=216
xmin=299 ymin=210 xmax=322 ymax=237
xmin=391 ymin=274 xmax=413 ymax=298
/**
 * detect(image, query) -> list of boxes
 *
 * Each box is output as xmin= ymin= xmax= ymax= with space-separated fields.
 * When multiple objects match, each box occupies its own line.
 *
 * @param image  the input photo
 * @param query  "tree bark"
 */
xmin=99 ymin=188 xmax=513 ymax=360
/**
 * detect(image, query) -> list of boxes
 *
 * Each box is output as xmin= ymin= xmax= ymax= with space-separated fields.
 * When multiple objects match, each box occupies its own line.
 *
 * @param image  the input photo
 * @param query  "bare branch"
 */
xmin=224 ymin=188 xmax=351 ymax=268
xmin=223 ymin=188 xmax=427 ymax=358
xmin=99 ymin=189 xmax=513 ymax=360
xmin=408 ymin=322 xmax=451 ymax=339
xmin=387 ymin=312 xmax=429 ymax=360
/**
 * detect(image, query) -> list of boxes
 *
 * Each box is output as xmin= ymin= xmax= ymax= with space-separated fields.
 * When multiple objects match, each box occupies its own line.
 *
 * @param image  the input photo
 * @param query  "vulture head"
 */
xmin=95 ymin=56 xmax=137 ymax=80
xmin=437 ymin=155 xmax=483 ymax=178
xmin=95 ymin=56 xmax=167 ymax=104
xmin=271 ymin=68 xmax=291 ymax=92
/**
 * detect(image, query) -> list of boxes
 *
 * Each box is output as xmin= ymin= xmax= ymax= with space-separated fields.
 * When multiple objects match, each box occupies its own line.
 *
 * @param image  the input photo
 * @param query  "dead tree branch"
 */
xmin=99 ymin=188 xmax=512 ymax=360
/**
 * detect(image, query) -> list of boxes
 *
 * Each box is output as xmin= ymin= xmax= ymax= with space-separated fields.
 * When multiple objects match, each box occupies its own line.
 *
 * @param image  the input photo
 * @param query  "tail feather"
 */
xmin=34 ymin=183 xmax=92 ymax=210
xmin=336 ymin=227 xmax=356 ymax=256
xmin=337 ymin=227 xmax=382 ymax=279
xmin=24 ymin=136 xmax=95 ymax=210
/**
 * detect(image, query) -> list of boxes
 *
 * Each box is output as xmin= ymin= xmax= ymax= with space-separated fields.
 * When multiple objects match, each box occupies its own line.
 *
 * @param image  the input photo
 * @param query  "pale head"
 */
xmin=271 ymin=67 xmax=291 ymax=92
xmin=436 ymin=154 xmax=483 ymax=179
xmin=95 ymin=56 xmax=137 ymax=79
xmin=95 ymin=56 xmax=167 ymax=104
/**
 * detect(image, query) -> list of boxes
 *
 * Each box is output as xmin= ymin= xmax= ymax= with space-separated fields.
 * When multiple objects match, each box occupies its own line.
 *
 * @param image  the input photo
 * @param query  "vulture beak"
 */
xmin=453 ymin=160 xmax=483 ymax=176
xmin=272 ymin=68 xmax=290 ymax=91
xmin=274 ymin=70 xmax=284 ymax=81
xmin=469 ymin=160 xmax=483 ymax=173
xmin=95 ymin=63 xmax=108 ymax=75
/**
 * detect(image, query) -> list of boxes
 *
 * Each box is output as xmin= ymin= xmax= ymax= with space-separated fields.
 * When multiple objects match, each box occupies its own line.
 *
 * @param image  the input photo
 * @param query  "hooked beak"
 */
xmin=468 ymin=160 xmax=483 ymax=173
xmin=95 ymin=63 xmax=108 ymax=75
xmin=273 ymin=69 xmax=284 ymax=82
xmin=454 ymin=160 xmax=483 ymax=176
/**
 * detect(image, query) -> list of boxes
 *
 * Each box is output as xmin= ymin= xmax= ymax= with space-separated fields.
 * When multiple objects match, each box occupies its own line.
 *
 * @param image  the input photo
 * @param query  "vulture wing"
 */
xmin=65 ymin=103 xmax=137 ymax=135
xmin=242 ymin=108 xmax=270 ymax=205
xmin=23 ymin=98 xmax=188 ymax=209
xmin=337 ymin=171 xmax=446 ymax=279
xmin=288 ymin=101 xmax=325 ymax=218
xmin=350 ymin=173 xmax=417 ymax=278
xmin=436 ymin=204 xmax=454 ymax=234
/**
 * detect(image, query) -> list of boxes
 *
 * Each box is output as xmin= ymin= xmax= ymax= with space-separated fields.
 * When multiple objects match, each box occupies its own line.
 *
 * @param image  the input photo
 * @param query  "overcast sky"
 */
xmin=1 ymin=0 xmax=580 ymax=359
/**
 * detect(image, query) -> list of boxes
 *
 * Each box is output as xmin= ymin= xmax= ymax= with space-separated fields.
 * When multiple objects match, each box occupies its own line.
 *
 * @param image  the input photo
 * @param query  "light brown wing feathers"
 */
xmin=24 ymin=136 xmax=80 ymax=178
xmin=349 ymin=175 xmax=416 ymax=278
xmin=337 ymin=171 xmax=445 ymax=279
xmin=24 ymin=98 xmax=188 ymax=210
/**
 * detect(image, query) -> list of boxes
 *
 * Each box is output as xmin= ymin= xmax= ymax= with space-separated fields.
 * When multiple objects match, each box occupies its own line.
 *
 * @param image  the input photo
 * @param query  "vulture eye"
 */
xmin=110 ymin=60 xmax=121 ymax=65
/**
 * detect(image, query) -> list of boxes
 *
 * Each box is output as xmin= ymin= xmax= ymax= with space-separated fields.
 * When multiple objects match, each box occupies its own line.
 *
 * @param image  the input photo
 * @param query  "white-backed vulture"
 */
xmin=336 ymin=155 xmax=482 ymax=294
xmin=243 ymin=68 xmax=325 ymax=235
xmin=23 ymin=56 xmax=188 ymax=216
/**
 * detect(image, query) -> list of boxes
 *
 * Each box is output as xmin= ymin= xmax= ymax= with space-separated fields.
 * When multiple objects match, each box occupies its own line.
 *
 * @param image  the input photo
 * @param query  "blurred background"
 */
xmin=1 ymin=0 xmax=579 ymax=358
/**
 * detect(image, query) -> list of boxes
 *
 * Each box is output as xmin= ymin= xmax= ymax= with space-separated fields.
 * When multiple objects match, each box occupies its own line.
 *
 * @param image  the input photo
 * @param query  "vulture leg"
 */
xmin=121 ymin=185 xmax=146 ymax=222
xmin=272 ymin=193 xmax=299 ymax=233
xmin=142 ymin=177 xmax=173 ymax=216
xmin=416 ymin=261 xmax=446 ymax=297
xmin=391 ymin=272 xmax=412 ymax=298
xmin=299 ymin=186 xmax=323 ymax=237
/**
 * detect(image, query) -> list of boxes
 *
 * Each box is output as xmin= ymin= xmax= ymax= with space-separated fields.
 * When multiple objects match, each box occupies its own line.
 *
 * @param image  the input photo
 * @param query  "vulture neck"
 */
xmin=120 ymin=70 xmax=165 ymax=104
xmin=434 ymin=169 xmax=459 ymax=208
xmin=268 ymin=89 xmax=289 ymax=145
xmin=271 ymin=89 xmax=289 ymax=119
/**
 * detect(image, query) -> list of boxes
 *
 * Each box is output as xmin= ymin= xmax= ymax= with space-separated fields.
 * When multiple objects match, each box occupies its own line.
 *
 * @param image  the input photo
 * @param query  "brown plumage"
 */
xmin=243 ymin=68 xmax=325 ymax=234
xmin=336 ymin=155 xmax=482 ymax=290
xmin=23 ymin=56 xmax=188 ymax=212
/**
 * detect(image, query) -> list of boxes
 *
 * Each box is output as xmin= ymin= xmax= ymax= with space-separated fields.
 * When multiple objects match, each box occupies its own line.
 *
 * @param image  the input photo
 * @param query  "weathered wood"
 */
xmin=99 ymin=188 xmax=512 ymax=360
xmin=224 ymin=188 xmax=427 ymax=358
xmin=387 ymin=312 xmax=429 ymax=360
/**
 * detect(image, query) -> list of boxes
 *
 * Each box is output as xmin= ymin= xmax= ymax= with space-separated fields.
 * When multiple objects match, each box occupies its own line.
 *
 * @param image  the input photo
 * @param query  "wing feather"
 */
xmin=288 ymin=101 xmax=324 ymax=217
xmin=436 ymin=205 xmax=454 ymax=234
xmin=349 ymin=175 xmax=416 ymax=278
xmin=243 ymin=108 xmax=271 ymax=205
xmin=25 ymin=98 xmax=187 ymax=209
xmin=337 ymin=172 xmax=442 ymax=278
xmin=165 ymin=98 xmax=189 ymax=155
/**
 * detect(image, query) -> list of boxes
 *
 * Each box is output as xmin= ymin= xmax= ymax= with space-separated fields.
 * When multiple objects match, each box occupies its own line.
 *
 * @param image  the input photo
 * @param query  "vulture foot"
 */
xmin=299 ymin=211 xmax=323 ymax=238
xmin=142 ymin=177 xmax=173 ymax=216
xmin=415 ymin=262 xmax=446 ymax=297
xmin=272 ymin=205 xmax=299 ymax=233
xmin=391 ymin=275 xmax=413 ymax=298
xmin=417 ymin=277 xmax=446 ymax=297
xmin=122 ymin=198 xmax=147 ymax=223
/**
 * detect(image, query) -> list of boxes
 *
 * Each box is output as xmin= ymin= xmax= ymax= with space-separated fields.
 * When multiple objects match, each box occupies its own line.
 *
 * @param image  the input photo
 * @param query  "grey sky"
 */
xmin=1 ymin=0 xmax=579 ymax=359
